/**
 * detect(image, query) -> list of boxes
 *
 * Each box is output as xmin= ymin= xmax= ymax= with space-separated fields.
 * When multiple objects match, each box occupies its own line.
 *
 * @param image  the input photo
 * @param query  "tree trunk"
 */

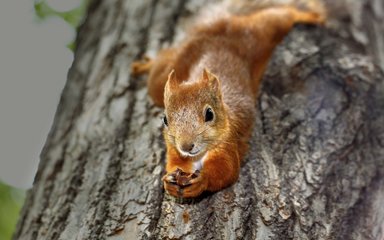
xmin=324 ymin=0 xmax=384 ymax=71
xmin=14 ymin=0 xmax=384 ymax=239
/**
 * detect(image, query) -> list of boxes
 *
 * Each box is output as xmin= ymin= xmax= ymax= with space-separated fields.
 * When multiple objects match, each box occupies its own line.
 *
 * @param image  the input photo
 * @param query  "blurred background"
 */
xmin=0 ymin=0 xmax=88 ymax=239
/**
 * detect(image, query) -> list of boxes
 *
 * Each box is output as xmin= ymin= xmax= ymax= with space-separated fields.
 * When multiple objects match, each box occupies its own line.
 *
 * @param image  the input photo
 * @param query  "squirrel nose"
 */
xmin=180 ymin=143 xmax=195 ymax=153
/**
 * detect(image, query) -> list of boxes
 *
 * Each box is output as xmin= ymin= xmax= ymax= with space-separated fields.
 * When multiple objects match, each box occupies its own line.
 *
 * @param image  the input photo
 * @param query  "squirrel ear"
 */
xmin=202 ymin=68 xmax=220 ymax=92
xmin=164 ymin=69 xmax=177 ymax=98
xmin=167 ymin=69 xmax=178 ymax=87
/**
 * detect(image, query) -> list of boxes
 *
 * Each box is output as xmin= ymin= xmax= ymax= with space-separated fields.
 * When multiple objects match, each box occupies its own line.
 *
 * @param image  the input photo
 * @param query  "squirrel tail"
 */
xmin=194 ymin=0 xmax=326 ymax=26
xmin=226 ymin=0 xmax=326 ymax=17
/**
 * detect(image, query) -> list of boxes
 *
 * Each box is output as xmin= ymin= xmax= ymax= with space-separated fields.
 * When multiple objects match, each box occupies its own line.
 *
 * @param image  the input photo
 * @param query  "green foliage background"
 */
xmin=0 ymin=182 xmax=25 ymax=240
xmin=34 ymin=0 xmax=89 ymax=50
xmin=0 ymin=1 xmax=87 ymax=239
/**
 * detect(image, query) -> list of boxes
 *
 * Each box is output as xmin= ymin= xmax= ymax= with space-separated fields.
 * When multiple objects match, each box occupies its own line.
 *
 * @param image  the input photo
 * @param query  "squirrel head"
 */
xmin=163 ymin=68 xmax=228 ymax=158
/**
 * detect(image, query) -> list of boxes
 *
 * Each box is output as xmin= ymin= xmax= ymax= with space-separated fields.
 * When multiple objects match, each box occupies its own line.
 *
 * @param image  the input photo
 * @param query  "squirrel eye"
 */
xmin=205 ymin=108 xmax=214 ymax=122
xmin=163 ymin=116 xmax=168 ymax=126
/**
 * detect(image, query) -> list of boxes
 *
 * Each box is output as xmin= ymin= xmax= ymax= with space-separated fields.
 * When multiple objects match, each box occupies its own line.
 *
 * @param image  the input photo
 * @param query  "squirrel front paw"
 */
xmin=162 ymin=168 xmax=207 ymax=198
xmin=179 ymin=172 xmax=207 ymax=198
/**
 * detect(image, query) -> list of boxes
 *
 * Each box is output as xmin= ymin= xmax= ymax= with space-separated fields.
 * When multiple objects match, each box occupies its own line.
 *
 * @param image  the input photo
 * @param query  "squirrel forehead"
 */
xmin=165 ymin=87 xmax=213 ymax=121
xmin=167 ymin=106 xmax=201 ymax=128
xmin=166 ymin=83 xmax=214 ymax=105
xmin=165 ymin=93 xmax=209 ymax=114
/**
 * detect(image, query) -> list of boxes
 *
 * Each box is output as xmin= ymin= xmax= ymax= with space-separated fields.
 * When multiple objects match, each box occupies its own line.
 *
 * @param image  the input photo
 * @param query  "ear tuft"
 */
xmin=168 ymin=69 xmax=177 ymax=87
xmin=164 ymin=69 xmax=178 ymax=100
xmin=202 ymin=68 xmax=220 ymax=91
xmin=202 ymin=68 xmax=210 ymax=81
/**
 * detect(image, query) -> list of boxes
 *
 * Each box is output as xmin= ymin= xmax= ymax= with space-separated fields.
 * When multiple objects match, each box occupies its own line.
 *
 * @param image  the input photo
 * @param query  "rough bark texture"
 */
xmin=324 ymin=0 xmax=384 ymax=71
xmin=14 ymin=0 xmax=384 ymax=239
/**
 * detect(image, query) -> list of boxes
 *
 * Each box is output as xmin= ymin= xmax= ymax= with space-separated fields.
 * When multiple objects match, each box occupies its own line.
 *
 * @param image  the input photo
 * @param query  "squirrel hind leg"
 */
xmin=251 ymin=6 xmax=325 ymax=44
xmin=131 ymin=56 xmax=153 ymax=76
xmin=290 ymin=7 xmax=326 ymax=26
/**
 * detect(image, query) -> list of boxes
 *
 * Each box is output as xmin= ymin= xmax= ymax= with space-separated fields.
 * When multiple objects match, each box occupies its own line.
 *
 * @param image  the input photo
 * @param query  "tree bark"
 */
xmin=324 ymin=0 xmax=384 ymax=71
xmin=14 ymin=0 xmax=384 ymax=239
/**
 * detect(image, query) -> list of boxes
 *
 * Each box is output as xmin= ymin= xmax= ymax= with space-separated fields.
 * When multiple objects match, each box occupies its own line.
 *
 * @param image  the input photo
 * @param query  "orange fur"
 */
xmin=132 ymin=5 xmax=324 ymax=198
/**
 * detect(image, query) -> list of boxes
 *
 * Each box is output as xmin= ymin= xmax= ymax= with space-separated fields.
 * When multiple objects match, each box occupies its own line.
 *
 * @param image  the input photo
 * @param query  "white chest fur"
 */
xmin=193 ymin=152 xmax=208 ymax=171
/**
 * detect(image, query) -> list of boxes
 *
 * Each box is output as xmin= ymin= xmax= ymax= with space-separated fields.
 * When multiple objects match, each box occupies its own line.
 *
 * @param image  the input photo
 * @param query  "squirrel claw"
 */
xmin=162 ymin=174 xmax=176 ymax=184
xmin=163 ymin=180 xmax=181 ymax=197
xmin=162 ymin=169 xmax=180 ymax=184
xmin=180 ymin=174 xmax=207 ymax=198
xmin=162 ymin=169 xmax=205 ymax=198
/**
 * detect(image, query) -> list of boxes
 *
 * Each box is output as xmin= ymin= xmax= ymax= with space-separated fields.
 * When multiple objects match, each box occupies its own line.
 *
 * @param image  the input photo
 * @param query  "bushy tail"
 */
xmin=226 ymin=0 xmax=326 ymax=18
xmin=192 ymin=0 xmax=326 ymax=29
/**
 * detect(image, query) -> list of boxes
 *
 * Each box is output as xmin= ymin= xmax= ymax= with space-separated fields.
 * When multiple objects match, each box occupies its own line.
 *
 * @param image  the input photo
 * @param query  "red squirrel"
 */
xmin=132 ymin=5 xmax=324 ymax=198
